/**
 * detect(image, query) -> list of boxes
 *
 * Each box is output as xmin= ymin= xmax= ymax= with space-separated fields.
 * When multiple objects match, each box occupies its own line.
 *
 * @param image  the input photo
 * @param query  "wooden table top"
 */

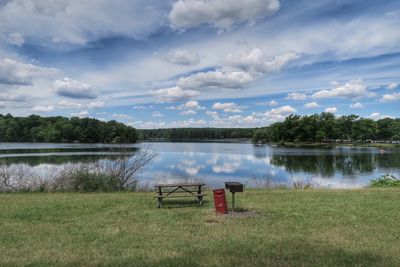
xmin=154 ymin=183 xmax=205 ymax=187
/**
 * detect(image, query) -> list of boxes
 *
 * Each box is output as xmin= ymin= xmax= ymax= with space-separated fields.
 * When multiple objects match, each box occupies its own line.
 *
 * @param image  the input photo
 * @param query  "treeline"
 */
xmin=138 ymin=128 xmax=255 ymax=140
xmin=0 ymin=114 xmax=137 ymax=143
xmin=252 ymin=113 xmax=400 ymax=143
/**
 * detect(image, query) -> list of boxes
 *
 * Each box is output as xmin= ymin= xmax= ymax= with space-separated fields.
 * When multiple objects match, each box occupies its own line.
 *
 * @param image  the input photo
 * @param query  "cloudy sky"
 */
xmin=0 ymin=0 xmax=399 ymax=128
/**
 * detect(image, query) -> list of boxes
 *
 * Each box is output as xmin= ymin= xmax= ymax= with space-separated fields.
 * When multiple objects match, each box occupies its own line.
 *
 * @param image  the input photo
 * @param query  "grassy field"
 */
xmin=1 ymin=189 xmax=399 ymax=266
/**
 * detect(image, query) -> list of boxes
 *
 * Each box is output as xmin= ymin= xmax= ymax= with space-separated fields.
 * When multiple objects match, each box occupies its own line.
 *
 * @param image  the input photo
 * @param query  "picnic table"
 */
xmin=154 ymin=183 xmax=206 ymax=208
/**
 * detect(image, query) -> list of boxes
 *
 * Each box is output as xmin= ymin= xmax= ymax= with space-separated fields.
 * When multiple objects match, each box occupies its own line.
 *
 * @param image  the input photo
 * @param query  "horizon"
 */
xmin=1 ymin=0 xmax=399 ymax=129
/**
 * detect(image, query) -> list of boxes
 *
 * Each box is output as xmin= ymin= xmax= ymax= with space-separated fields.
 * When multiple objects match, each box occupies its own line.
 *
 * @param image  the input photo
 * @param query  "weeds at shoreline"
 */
xmin=245 ymin=175 xmax=312 ymax=190
xmin=0 ymin=145 xmax=157 ymax=193
xmin=370 ymin=174 xmax=400 ymax=187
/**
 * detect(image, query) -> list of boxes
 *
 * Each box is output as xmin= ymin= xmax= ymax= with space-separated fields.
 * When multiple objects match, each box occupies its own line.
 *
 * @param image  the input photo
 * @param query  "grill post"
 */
xmin=224 ymin=182 xmax=243 ymax=212
xmin=232 ymin=192 xmax=235 ymax=211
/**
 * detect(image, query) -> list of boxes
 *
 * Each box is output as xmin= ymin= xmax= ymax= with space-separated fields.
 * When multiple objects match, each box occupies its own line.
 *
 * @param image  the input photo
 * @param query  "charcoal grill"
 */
xmin=224 ymin=182 xmax=244 ymax=211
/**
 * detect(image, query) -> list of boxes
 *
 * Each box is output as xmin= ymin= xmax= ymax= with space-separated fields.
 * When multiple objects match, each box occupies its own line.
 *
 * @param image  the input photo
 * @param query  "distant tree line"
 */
xmin=138 ymin=128 xmax=256 ymax=140
xmin=0 ymin=114 xmax=137 ymax=143
xmin=2 ymin=113 xmax=398 ymax=144
xmin=252 ymin=113 xmax=400 ymax=143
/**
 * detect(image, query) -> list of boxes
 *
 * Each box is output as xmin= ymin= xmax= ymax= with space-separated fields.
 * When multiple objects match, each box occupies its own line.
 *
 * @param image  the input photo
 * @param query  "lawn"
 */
xmin=0 ymin=189 xmax=399 ymax=266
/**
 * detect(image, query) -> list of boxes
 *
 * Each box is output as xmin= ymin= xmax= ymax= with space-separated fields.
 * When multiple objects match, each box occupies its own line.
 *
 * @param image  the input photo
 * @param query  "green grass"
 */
xmin=1 ymin=189 xmax=400 ymax=266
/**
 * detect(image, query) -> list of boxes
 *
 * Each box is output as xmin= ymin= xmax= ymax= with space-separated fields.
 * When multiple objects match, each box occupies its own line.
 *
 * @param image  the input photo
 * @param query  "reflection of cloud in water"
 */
xmin=181 ymin=159 xmax=196 ymax=166
xmin=212 ymin=161 xmax=241 ymax=173
xmin=206 ymin=154 xmax=220 ymax=165
xmin=178 ymin=164 xmax=205 ymax=175
xmin=139 ymin=172 xmax=203 ymax=186
xmin=308 ymin=176 xmax=368 ymax=189
xmin=184 ymin=167 xmax=200 ymax=175
xmin=289 ymin=173 xmax=371 ymax=189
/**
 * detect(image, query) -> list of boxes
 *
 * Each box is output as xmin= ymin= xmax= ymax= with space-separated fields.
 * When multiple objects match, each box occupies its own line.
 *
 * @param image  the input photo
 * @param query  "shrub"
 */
xmin=69 ymin=165 xmax=119 ymax=192
xmin=370 ymin=174 xmax=400 ymax=187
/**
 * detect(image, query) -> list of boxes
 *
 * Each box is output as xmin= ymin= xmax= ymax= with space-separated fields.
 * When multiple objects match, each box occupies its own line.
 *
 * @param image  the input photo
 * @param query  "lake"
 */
xmin=0 ymin=142 xmax=399 ymax=189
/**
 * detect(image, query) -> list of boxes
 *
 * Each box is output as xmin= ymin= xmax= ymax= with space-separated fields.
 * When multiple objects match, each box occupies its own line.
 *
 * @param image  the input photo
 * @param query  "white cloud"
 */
xmin=168 ymin=100 xmax=205 ymax=111
xmin=53 ymin=78 xmax=97 ymax=99
xmin=206 ymin=111 xmax=218 ymax=116
xmin=183 ymin=100 xmax=205 ymax=110
xmin=32 ymin=105 xmax=54 ymax=113
xmin=212 ymin=102 xmax=242 ymax=113
xmin=71 ymin=110 xmax=89 ymax=118
xmin=151 ymin=86 xmax=199 ymax=102
xmin=178 ymin=69 xmax=255 ymax=90
xmin=132 ymin=105 xmax=154 ymax=110
xmin=0 ymin=0 xmax=168 ymax=47
xmin=180 ymin=109 xmax=196 ymax=115
xmin=387 ymin=83 xmax=398 ymax=90
xmin=87 ymin=101 xmax=104 ymax=109
xmin=263 ymin=105 xmax=296 ymax=121
xmin=169 ymin=0 xmax=280 ymax=30
xmin=152 ymin=111 xmax=164 ymax=117
xmin=303 ymin=102 xmax=319 ymax=108
xmin=171 ymin=119 xmax=207 ymax=127
xmin=0 ymin=58 xmax=57 ymax=85
xmin=324 ymin=107 xmax=337 ymax=113
xmin=161 ymin=49 xmax=200 ymax=66
xmin=0 ymin=93 xmax=26 ymax=102
xmin=58 ymin=100 xmax=83 ymax=109
xmin=218 ymin=105 xmax=296 ymax=127
xmin=58 ymin=100 xmax=104 ymax=109
xmin=222 ymin=49 xmax=300 ymax=75
xmin=7 ymin=32 xmax=25 ymax=46
xmin=224 ymin=108 xmax=242 ymax=113
xmin=0 ymin=101 xmax=6 ymax=108
xmin=212 ymin=102 xmax=236 ymax=110
xmin=350 ymin=102 xmax=364 ymax=108
xmin=156 ymin=48 xmax=299 ymax=99
xmin=113 ymin=113 xmax=132 ymax=119
xmin=312 ymin=79 xmax=373 ymax=99
xmin=286 ymin=92 xmax=307 ymax=100
xmin=369 ymin=112 xmax=392 ymax=120
xmin=257 ymin=100 xmax=278 ymax=106
xmin=380 ymin=92 xmax=400 ymax=102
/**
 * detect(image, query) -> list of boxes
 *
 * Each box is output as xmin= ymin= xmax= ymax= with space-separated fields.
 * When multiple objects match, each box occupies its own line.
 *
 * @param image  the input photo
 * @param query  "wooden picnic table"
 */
xmin=154 ymin=183 xmax=206 ymax=208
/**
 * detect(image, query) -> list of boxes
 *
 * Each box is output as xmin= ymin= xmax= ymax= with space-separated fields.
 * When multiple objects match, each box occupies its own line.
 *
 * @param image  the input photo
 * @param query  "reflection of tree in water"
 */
xmin=271 ymin=155 xmax=335 ymax=177
xmin=270 ymin=152 xmax=400 ymax=177
xmin=0 ymin=147 xmax=140 ymax=167
xmin=253 ymin=146 xmax=268 ymax=159
xmin=374 ymin=152 xmax=400 ymax=168
xmin=0 ymin=155 xmax=121 ymax=167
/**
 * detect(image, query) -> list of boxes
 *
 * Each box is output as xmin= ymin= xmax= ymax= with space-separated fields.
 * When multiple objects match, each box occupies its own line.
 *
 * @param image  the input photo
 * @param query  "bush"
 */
xmin=69 ymin=165 xmax=120 ymax=192
xmin=370 ymin=174 xmax=400 ymax=187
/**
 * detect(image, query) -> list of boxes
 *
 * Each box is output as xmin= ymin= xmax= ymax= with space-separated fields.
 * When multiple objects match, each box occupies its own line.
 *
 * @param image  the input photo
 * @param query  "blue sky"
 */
xmin=0 ymin=0 xmax=399 ymax=128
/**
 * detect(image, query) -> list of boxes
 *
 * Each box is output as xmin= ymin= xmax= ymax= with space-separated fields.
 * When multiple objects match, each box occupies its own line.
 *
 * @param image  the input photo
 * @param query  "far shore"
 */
xmin=1 ymin=140 xmax=400 ymax=148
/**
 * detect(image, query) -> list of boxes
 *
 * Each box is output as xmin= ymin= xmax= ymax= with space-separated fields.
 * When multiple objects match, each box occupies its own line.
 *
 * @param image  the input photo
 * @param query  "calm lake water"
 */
xmin=0 ymin=142 xmax=399 ymax=189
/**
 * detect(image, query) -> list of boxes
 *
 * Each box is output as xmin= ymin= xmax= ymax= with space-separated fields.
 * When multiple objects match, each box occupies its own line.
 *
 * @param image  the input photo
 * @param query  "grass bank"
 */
xmin=1 ymin=189 xmax=399 ymax=266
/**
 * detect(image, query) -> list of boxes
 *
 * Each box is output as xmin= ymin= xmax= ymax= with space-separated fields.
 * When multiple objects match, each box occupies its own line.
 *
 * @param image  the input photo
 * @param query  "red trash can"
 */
xmin=213 ymin=189 xmax=228 ymax=214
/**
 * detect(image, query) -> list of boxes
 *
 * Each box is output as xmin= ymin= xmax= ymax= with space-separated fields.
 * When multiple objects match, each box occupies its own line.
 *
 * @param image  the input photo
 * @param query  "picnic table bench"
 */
xmin=154 ymin=183 xmax=206 ymax=208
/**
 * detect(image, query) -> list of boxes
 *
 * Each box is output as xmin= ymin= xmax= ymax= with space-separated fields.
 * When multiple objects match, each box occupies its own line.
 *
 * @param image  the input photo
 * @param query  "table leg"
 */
xmin=157 ymin=187 xmax=163 ymax=208
xmin=197 ymin=185 xmax=203 ymax=206
xmin=198 ymin=196 xmax=203 ymax=206
xmin=157 ymin=197 xmax=162 ymax=208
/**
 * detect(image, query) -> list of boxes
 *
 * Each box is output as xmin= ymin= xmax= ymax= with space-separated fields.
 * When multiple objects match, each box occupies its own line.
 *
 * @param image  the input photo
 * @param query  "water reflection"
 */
xmin=0 ymin=142 xmax=399 ymax=189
